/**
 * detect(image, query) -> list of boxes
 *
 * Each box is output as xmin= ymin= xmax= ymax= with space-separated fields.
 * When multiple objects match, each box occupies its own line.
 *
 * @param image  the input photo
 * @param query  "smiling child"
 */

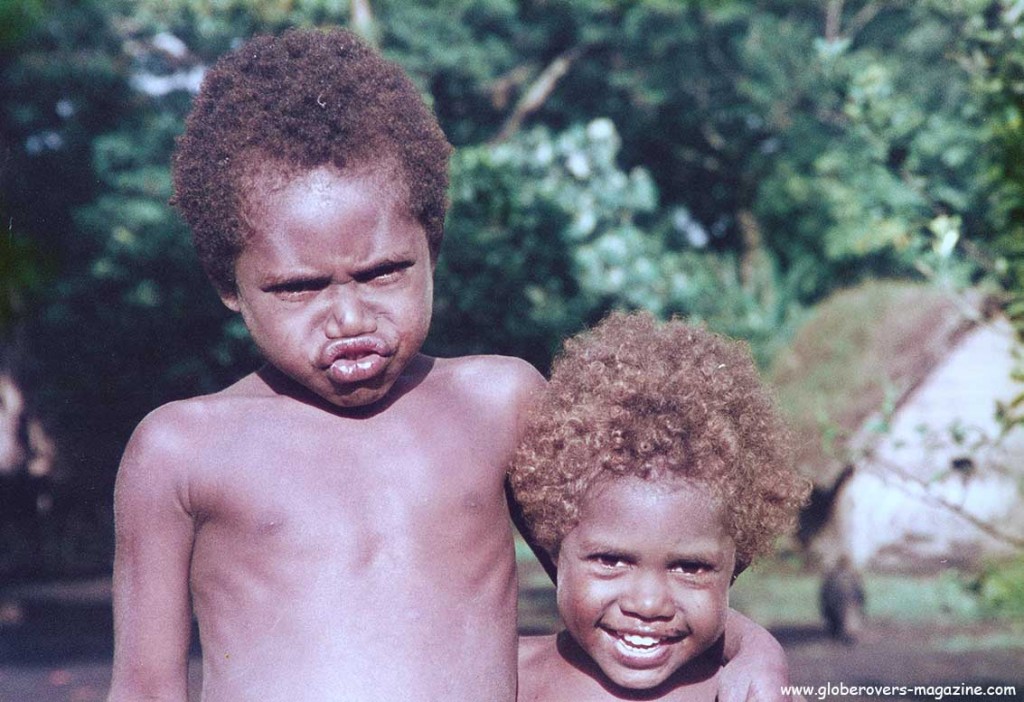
xmin=511 ymin=311 xmax=810 ymax=701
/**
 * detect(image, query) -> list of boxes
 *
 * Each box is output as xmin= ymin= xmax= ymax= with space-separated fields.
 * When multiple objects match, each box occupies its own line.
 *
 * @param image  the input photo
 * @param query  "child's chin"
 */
xmin=328 ymin=387 xmax=392 ymax=409
xmin=600 ymin=664 xmax=676 ymax=692
xmin=322 ymin=377 xmax=397 ymax=410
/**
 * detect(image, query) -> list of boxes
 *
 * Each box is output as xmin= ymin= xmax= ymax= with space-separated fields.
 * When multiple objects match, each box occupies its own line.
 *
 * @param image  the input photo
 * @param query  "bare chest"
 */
xmin=189 ymin=413 xmax=508 ymax=562
xmin=184 ymin=413 xmax=518 ymax=699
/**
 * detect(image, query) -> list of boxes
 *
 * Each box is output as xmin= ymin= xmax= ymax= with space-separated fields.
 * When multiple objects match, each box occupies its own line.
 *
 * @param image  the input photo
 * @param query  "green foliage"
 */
xmin=127 ymin=0 xmax=348 ymax=54
xmin=373 ymin=0 xmax=522 ymax=142
xmin=3 ymin=0 xmax=1024 ymax=567
xmin=1 ymin=0 xmax=261 ymax=486
xmin=967 ymin=555 xmax=1024 ymax=618
xmin=0 ymin=0 xmax=46 ymax=48
xmin=33 ymin=110 xmax=260 ymax=480
xmin=747 ymin=4 xmax=991 ymax=299
xmin=0 ymin=229 xmax=47 ymax=333
xmin=429 ymin=118 xmax=663 ymax=369
xmin=430 ymin=117 xmax=803 ymax=370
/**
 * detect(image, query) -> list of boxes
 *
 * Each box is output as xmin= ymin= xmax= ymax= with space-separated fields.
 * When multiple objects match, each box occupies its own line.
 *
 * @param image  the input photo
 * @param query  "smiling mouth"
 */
xmin=604 ymin=629 xmax=684 ymax=658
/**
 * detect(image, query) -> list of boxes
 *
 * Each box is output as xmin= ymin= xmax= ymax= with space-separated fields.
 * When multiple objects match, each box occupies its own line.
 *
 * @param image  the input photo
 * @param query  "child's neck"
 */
xmin=253 ymin=354 xmax=434 ymax=417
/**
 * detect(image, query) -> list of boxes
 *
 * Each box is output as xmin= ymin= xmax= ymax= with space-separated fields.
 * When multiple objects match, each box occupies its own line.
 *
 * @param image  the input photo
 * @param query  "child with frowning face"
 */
xmin=512 ymin=311 xmax=810 ymax=701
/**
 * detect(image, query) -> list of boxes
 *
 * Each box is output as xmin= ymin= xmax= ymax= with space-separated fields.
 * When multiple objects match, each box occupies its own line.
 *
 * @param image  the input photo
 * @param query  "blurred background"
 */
xmin=1 ymin=0 xmax=1023 ymax=700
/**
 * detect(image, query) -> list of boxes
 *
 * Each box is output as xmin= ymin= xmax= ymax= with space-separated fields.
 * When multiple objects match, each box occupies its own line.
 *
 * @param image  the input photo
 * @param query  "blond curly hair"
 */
xmin=509 ymin=311 xmax=809 ymax=568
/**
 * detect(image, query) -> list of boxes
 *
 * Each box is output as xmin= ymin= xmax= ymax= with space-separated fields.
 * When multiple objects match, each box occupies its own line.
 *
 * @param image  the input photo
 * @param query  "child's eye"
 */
xmin=355 ymin=261 xmax=412 ymax=285
xmin=267 ymin=279 xmax=327 ymax=299
xmin=670 ymin=560 xmax=714 ymax=576
xmin=590 ymin=553 xmax=630 ymax=569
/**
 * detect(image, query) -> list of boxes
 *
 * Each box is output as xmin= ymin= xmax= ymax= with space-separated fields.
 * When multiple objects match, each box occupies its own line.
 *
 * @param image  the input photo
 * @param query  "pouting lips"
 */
xmin=320 ymin=337 xmax=393 ymax=384
xmin=319 ymin=337 xmax=392 ymax=366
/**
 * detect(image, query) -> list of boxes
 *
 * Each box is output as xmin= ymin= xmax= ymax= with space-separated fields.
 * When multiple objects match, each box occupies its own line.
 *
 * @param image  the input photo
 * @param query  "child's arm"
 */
xmin=719 ymin=609 xmax=791 ymax=702
xmin=107 ymin=412 xmax=195 ymax=702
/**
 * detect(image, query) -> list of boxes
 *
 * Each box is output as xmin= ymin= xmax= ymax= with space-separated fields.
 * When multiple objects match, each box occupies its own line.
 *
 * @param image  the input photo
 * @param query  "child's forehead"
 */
xmin=236 ymin=160 xmax=413 ymax=232
xmin=569 ymin=475 xmax=733 ymax=553
xmin=242 ymin=159 xmax=399 ymax=198
xmin=580 ymin=474 xmax=726 ymax=525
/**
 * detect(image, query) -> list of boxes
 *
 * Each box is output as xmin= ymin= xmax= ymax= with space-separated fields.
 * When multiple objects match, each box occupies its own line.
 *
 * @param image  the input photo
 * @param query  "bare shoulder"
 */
xmin=440 ymin=354 xmax=544 ymax=386
xmin=427 ymin=355 xmax=546 ymax=443
xmin=125 ymin=394 xmax=229 ymax=458
xmin=122 ymin=400 xmax=201 ymax=469
xmin=112 ymin=399 xmax=204 ymax=521
xmin=117 ymin=378 xmax=263 ymax=493
xmin=433 ymin=354 xmax=546 ymax=413
xmin=127 ymin=371 xmax=272 ymax=450
xmin=517 ymin=633 xmax=557 ymax=672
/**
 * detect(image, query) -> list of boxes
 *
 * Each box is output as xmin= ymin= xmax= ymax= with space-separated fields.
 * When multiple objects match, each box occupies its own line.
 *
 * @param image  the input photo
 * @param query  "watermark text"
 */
xmin=782 ymin=682 xmax=1019 ymax=700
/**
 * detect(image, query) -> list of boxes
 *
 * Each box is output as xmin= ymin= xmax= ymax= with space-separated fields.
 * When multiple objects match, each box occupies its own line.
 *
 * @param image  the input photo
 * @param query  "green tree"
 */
xmin=954 ymin=0 xmax=1024 ymax=429
xmin=5 ymin=0 xmax=1024 ymax=574
xmin=3 ymin=0 xmax=258 ymax=503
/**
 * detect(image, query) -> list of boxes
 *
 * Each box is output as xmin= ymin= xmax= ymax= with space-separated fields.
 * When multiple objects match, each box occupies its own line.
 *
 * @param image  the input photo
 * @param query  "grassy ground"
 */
xmin=729 ymin=564 xmax=986 ymax=628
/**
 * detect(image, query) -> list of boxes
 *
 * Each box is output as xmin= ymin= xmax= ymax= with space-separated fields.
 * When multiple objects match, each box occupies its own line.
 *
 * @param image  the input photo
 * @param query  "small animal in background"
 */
xmin=819 ymin=554 xmax=866 ymax=643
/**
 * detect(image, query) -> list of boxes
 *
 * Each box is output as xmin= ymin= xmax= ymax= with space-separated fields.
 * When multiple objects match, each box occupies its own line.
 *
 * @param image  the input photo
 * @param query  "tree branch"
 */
xmin=846 ymin=1 xmax=885 ymax=40
xmin=864 ymin=450 xmax=1024 ymax=550
xmin=491 ymin=46 xmax=585 ymax=144
xmin=487 ymin=64 xmax=533 ymax=111
xmin=826 ymin=0 xmax=844 ymax=42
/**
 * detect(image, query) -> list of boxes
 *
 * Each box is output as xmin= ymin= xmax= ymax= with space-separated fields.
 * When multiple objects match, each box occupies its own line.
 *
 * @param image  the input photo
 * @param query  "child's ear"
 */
xmin=218 ymin=287 xmax=241 ymax=312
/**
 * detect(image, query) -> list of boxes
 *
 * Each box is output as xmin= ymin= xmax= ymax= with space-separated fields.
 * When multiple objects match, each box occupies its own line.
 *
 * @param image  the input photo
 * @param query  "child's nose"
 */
xmin=619 ymin=570 xmax=675 ymax=621
xmin=323 ymin=287 xmax=376 ymax=338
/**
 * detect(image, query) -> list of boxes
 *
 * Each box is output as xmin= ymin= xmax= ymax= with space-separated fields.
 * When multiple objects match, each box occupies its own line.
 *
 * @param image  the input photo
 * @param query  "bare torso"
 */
xmin=110 ymin=354 xmax=542 ymax=701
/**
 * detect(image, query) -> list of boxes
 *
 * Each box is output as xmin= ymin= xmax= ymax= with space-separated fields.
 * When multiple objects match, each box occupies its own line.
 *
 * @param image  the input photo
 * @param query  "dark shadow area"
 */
xmin=0 ymin=599 xmax=114 ymax=664
xmin=769 ymin=623 xmax=833 ymax=646
xmin=0 ymin=475 xmax=114 ymax=584
xmin=517 ymin=584 xmax=559 ymax=636
xmin=0 ymin=581 xmax=201 ymax=666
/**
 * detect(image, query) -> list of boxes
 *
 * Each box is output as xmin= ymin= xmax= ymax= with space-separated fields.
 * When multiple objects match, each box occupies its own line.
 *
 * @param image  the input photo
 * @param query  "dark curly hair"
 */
xmin=171 ymin=27 xmax=452 ymax=294
xmin=510 ymin=311 xmax=809 ymax=569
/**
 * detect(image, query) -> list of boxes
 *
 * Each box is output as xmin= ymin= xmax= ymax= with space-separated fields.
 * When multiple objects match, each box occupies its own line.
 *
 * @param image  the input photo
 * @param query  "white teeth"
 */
xmin=622 ymin=634 xmax=661 ymax=648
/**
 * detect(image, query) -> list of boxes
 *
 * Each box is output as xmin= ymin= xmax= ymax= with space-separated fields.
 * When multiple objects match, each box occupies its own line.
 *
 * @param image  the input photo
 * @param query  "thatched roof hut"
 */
xmin=770 ymin=280 xmax=1024 ymax=571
